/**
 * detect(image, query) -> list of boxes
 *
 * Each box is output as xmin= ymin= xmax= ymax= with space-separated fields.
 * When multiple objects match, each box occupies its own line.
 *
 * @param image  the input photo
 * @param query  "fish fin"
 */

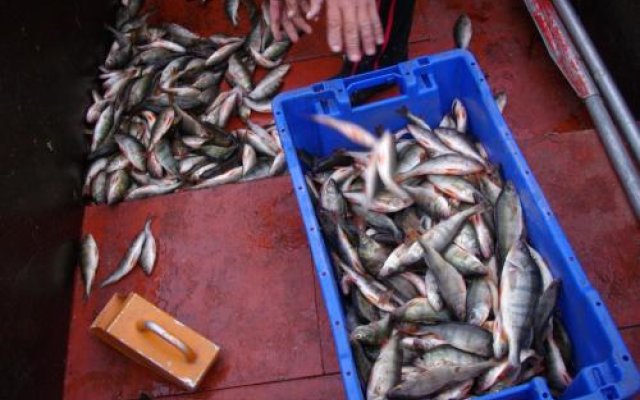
xmin=340 ymin=275 xmax=354 ymax=295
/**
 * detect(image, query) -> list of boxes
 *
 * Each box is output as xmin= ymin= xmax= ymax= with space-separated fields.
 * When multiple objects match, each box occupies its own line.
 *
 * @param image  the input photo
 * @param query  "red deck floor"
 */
xmin=64 ymin=1 xmax=640 ymax=399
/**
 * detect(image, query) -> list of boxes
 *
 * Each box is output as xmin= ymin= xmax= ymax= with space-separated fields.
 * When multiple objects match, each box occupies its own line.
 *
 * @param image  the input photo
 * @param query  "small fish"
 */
xmin=114 ymin=134 xmax=146 ymax=171
xmin=466 ymin=277 xmax=492 ymax=326
xmin=101 ymin=228 xmax=146 ymax=287
xmin=376 ymin=131 xmax=408 ymax=199
xmin=495 ymin=91 xmax=508 ymax=113
xmin=92 ymin=171 xmax=108 ymax=204
xmin=422 ymin=244 xmax=467 ymax=321
xmin=495 ymin=181 xmax=525 ymax=264
xmin=427 ymin=175 xmax=478 ymax=204
xmin=454 ymin=14 xmax=473 ymax=49
xmin=392 ymin=297 xmax=451 ymax=323
xmin=424 ymin=269 xmax=444 ymax=311
xmin=226 ymin=54 xmax=253 ymax=92
xmin=139 ymin=218 xmax=157 ymax=275
xmin=401 ymin=335 xmax=449 ymax=352
xmin=403 ymin=184 xmax=453 ymax=219
xmin=262 ymin=39 xmax=291 ymax=60
xmin=149 ymin=107 xmax=176 ymax=148
xmin=83 ymin=158 xmax=109 ymax=196
xmin=500 ymin=239 xmax=542 ymax=369
xmin=419 ymin=346 xmax=488 ymax=369
xmin=397 ymin=154 xmax=484 ymax=181
xmin=367 ymin=331 xmax=402 ymax=400
xmin=92 ymin=104 xmax=115 ymax=151
xmin=80 ymin=234 xmax=99 ymax=297
xmin=451 ymin=99 xmax=468 ymax=133
xmin=192 ymin=166 xmax=243 ymax=189
xmin=406 ymin=124 xmax=453 ymax=157
xmin=443 ymin=243 xmax=488 ymax=276
xmin=471 ymin=213 xmax=494 ymax=259
xmin=351 ymin=315 xmax=392 ymax=346
xmin=387 ymin=361 xmax=495 ymax=399
xmin=545 ymin=330 xmax=573 ymax=390
xmin=249 ymin=47 xmax=282 ymax=69
xmin=126 ymin=181 xmax=182 ymax=200
xmin=338 ymin=258 xmax=399 ymax=313
xmin=225 ymin=0 xmax=241 ymax=26
xmin=410 ymin=322 xmax=494 ymax=358
xmin=248 ymin=64 xmax=291 ymax=100
xmin=433 ymin=128 xmax=485 ymax=166
xmin=533 ymin=279 xmax=561 ymax=347
xmin=242 ymin=96 xmax=272 ymax=113
xmin=107 ymin=170 xmax=131 ymax=205
xmin=205 ymin=40 xmax=244 ymax=66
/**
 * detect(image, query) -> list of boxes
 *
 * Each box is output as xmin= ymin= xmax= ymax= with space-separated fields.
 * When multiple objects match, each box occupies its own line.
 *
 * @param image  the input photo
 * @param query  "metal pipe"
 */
xmin=553 ymin=0 xmax=640 ymax=163
xmin=584 ymin=95 xmax=640 ymax=218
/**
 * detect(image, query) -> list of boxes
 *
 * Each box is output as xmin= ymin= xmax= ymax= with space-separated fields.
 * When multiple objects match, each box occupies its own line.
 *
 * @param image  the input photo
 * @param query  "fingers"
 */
xmin=270 ymin=0 xmax=283 ymax=41
xmin=293 ymin=15 xmax=313 ymax=35
xmin=284 ymin=0 xmax=299 ymax=17
xmin=341 ymin=2 xmax=360 ymax=61
xmin=326 ymin=0 xmax=343 ymax=53
xmin=356 ymin=0 xmax=375 ymax=56
xmin=367 ymin=0 xmax=384 ymax=45
xmin=306 ymin=0 xmax=324 ymax=20
xmin=282 ymin=14 xmax=300 ymax=42
xmin=299 ymin=0 xmax=311 ymax=15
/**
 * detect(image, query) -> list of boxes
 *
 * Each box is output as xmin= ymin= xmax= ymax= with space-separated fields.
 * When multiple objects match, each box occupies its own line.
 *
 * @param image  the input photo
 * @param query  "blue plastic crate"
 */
xmin=272 ymin=50 xmax=640 ymax=400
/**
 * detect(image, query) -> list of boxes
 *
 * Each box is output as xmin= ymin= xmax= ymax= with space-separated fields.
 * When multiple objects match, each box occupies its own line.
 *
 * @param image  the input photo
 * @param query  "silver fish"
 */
xmin=126 ymin=181 xmax=181 ymax=200
xmin=205 ymin=40 xmax=244 ymax=66
xmin=500 ymin=239 xmax=542 ymax=368
xmin=495 ymin=91 xmax=508 ymax=113
xmin=367 ymin=331 xmax=402 ymax=400
xmin=80 ymin=234 xmax=99 ymax=297
xmin=101 ymin=228 xmax=146 ymax=287
xmin=466 ymin=278 xmax=492 ymax=326
xmin=139 ymin=218 xmax=157 ymax=275
xmin=248 ymin=64 xmax=291 ymax=100
xmin=107 ymin=170 xmax=131 ymax=205
xmin=454 ymin=14 xmax=472 ymax=49
xmin=225 ymin=0 xmax=240 ymax=26
xmin=422 ymin=244 xmax=467 ymax=321
xmin=388 ymin=361 xmax=495 ymax=399
xmin=495 ymin=181 xmax=524 ymax=263
xmin=410 ymin=322 xmax=494 ymax=358
xmin=114 ymin=134 xmax=146 ymax=171
xmin=397 ymin=154 xmax=485 ymax=181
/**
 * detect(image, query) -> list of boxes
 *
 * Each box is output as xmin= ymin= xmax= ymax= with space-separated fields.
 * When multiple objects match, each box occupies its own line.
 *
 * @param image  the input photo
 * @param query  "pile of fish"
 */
xmin=80 ymin=218 xmax=157 ymax=297
xmin=303 ymin=100 xmax=573 ymax=399
xmin=84 ymin=0 xmax=290 ymax=205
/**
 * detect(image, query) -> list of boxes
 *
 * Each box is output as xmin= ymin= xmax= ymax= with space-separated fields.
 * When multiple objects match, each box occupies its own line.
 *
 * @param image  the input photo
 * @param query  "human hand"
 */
xmin=270 ymin=0 xmax=314 ymax=42
xmin=326 ymin=0 xmax=384 ymax=62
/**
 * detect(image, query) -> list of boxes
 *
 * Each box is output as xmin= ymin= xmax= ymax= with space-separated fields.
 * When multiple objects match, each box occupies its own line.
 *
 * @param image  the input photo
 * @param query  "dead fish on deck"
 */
xmin=83 ymin=0 xmax=292 ymax=205
xmin=454 ymin=14 xmax=472 ymax=49
xmin=80 ymin=234 xmax=99 ymax=297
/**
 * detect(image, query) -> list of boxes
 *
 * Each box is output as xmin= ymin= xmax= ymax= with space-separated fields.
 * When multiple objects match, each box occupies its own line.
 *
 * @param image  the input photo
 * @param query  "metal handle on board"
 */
xmin=137 ymin=320 xmax=198 ymax=363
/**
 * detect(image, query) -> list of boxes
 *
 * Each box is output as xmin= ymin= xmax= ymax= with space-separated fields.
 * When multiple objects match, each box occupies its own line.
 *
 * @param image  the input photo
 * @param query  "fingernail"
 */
xmin=349 ymin=53 xmax=361 ymax=62
xmin=376 ymin=37 xmax=384 ymax=45
xmin=288 ymin=9 xmax=296 ymax=18
xmin=330 ymin=44 xmax=342 ymax=52
xmin=365 ymin=48 xmax=375 ymax=56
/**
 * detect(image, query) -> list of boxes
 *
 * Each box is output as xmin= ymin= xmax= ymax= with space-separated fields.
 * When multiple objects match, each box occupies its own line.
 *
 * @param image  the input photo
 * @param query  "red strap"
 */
xmin=374 ymin=0 xmax=397 ymax=69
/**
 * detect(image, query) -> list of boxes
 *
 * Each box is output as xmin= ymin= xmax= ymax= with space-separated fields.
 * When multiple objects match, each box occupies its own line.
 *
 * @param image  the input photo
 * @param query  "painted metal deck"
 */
xmin=63 ymin=1 xmax=640 ymax=398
